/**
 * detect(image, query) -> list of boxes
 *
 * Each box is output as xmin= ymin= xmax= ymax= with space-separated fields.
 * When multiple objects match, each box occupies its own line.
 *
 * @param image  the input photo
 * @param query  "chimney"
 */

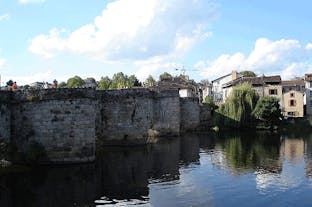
xmin=231 ymin=71 xmax=238 ymax=80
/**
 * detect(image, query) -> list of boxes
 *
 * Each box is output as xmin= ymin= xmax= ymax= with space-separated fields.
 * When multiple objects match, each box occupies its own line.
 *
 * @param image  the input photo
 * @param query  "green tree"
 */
xmin=98 ymin=76 xmax=111 ymax=90
xmin=110 ymin=72 xmax=128 ymax=89
xmin=67 ymin=76 xmax=85 ymax=88
xmin=127 ymin=75 xmax=141 ymax=88
xmin=252 ymin=96 xmax=282 ymax=127
xmin=23 ymin=85 xmax=30 ymax=90
xmin=58 ymin=81 xmax=67 ymax=88
xmin=239 ymin=71 xmax=257 ymax=77
xmin=6 ymin=80 xmax=13 ymax=87
xmin=159 ymin=72 xmax=172 ymax=80
xmin=215 ymin=83 xmax=259 ymax=128
xmin=203 ymin=96 xmax=218 ymax=110
xmin=144 ymin=75 xmax=156 ymax=87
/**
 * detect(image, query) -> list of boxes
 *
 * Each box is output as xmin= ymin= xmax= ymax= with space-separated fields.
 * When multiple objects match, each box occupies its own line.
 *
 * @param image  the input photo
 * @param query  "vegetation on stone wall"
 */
xmin=214 ymin=83 xmax=259 ymax=129
xmin=159 ymin=72 xmax=173 ymax=80
xmin=203 ymin=96 xmax=218 ymax=111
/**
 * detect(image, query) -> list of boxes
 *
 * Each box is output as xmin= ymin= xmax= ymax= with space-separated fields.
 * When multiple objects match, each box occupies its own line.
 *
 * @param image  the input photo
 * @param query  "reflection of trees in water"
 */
xmin=212 ymin=131 xmax=282 ymax=174
xmin=3 ymin=131 xmax=312 ymax=206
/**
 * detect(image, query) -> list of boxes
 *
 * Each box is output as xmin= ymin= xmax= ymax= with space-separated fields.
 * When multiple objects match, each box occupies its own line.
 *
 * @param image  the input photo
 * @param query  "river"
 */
xmin=1 ymin=131 xmax=312 ymax=207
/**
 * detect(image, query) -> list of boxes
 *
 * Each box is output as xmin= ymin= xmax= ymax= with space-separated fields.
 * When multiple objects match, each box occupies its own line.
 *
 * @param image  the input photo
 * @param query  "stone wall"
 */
xmin=199 ymin=105 xmax=212 ymax=130
xmin=0 ymin=91 xmax=11 ymax=141
xmin=180 ymin=97 xmax=200 ymax=132
xmin=151 ymin=90 xmax=180 ymax=137
xmin=10 ymin=89 xmax=96 ymax=163
xmin=96 ymin=89 xmax=181 ymax=145
xmin=0 ymin=88 xmax=211 ymax=164
xmin=96 ymin=89 xmax=155 ymax=145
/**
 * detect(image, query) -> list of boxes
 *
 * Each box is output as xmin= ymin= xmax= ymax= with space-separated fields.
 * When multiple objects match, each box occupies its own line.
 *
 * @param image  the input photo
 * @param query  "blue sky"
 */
xmin=0 ymin=0 xmax=311 ymax=85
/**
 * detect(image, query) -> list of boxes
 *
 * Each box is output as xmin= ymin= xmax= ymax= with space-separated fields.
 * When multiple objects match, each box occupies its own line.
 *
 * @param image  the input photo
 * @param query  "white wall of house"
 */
xmin=306 ymin=80 xmax=312 ymax=115
xmin=212 ymin=75 xmax=233 ymax=104
xmin=202 ymin=85 xmax=212 ymax=102
xmin=179 ymin=89 xmax=193 ymax=98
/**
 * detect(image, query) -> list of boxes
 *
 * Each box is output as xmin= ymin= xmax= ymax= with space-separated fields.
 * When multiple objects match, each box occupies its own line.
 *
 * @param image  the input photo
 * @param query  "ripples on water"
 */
xmin=1 ymin=131 xmax=312 ymax=207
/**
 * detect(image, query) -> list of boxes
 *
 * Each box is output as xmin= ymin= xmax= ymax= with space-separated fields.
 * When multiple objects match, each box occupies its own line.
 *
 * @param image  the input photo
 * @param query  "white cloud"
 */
xmin=306 ymin=43 xmax=312 ymax=50
xmin=134 ymin=55 xmax=178 ymax=81
xmin=197 ymin=38 xmax=312 ymax=80
xmin=0 ymin=14 xmax=9 ymax=21
xmin=29 ymin=0 xmax=217 ymax=61
xmin=1 ymin=70 xmax=77 ymax=86
xmin=19 ymin=0 xmax=45 ymax=4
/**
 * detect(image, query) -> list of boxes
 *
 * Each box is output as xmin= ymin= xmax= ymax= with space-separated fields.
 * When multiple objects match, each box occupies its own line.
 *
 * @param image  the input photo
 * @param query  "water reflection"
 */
xmin=1 ymin=131 xmax=312 ymax=206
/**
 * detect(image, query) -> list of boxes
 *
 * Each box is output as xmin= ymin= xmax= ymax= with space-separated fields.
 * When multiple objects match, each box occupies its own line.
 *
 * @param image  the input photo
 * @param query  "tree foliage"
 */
xmin=159 ymin=72 xmax=172 ymax=80
xmin=98 ymin=76 xmax=111 ymax=90
xmin=239 ymin=71 xmax=257 ymax=77
xmin=67 ymin=76 xmax=85 ymax=88
xmin=128 ymin=75 xmax=142 ymax=87
xmin=111 ymin=72 xmax=127 ymax=89
xmin=98 ymin=73 xmax=141 ymax=90
xmin=6 ymin=80 xmax=13 ymax=86
xmin=58 ymin=81 xmax=67 ymax=88
xmin=214 ymin=83 xmax=259 ymax=128
xmin=203 ymin=96 xmax=218 ymax=110
xmin=252 ymin=96 xmax=282 ymax=127
xmin=144 ymin=75 xmax=156 ymax=87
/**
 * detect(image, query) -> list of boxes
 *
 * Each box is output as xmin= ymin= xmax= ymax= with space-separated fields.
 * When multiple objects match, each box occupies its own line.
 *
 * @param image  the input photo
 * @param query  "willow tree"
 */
xmin=214 ymin=83 xmax=259 ymax=128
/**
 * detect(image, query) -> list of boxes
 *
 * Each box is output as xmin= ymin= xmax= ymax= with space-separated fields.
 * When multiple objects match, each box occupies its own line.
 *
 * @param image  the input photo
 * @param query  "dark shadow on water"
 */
xmin=1 ymin=130 xmax=312 ymax=206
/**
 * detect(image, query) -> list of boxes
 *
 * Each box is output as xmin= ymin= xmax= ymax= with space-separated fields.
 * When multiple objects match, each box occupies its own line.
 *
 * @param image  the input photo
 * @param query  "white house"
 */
xmin=211 ymin=71 xmax=239 ymax=105
xmin=305 ymin=74 xmax=312 ymax=115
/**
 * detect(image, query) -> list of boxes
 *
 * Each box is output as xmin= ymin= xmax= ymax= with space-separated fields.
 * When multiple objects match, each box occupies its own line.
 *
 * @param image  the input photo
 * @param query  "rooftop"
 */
xmin=223 ymin=75 xmax=281 ymax=88
xmin=282 ymin=79 xmax=305 ymax=87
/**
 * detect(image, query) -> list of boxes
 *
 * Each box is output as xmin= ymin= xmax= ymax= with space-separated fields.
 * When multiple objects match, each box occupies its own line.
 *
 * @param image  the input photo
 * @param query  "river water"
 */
xmin=1 ymin=131 xmax=312 ymax=207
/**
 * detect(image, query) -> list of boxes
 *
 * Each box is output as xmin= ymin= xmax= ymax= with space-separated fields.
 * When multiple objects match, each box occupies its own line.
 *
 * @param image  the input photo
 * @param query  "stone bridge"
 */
xmin=0 ymin=88 xmax=211 ymax=163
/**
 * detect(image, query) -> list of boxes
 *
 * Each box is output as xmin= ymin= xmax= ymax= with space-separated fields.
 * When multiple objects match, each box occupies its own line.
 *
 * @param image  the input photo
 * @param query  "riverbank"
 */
xmin=278 ymin=116 xmax=312 ymax=132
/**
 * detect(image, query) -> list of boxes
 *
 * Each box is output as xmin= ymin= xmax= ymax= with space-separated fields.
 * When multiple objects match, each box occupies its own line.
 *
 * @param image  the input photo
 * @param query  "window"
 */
xmin=310 ymin=100 xmax=312 ymax=107
xmin=290 ymin=93 xmax=295 ymax=97
xmin=288 ymin=112 xmax=296 ymax=116
xmin=290 ymin=100 xmax=296 ymax=107
xmin=310 ymin=81 xmax=312 ymax=88
xmin=310 ymin=91 xmax=312 ymax=97
xmin=269 ymin=89 xmax=278 ymax=95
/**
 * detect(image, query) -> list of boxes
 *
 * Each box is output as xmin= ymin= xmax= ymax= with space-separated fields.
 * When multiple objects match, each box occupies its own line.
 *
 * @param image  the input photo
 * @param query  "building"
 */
xmin=30 ymin=81 xmax=51 ymax=89
xmin=198 ymin=81 xmax=212 ymax=103
xmin=211 ymin=71 xmax=239 ymax=105
xmin=305 ymin=74 xmax=312 ymax=116
xmin=222 ymin=75 xmax=282 ymax=104
xmin=83 ymin=78 xmax=98 ymax=88
xmin=281 ymin=80 xmax=305 ymax=118
xmin=150 ymin=77 xmax=201 ymax=100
